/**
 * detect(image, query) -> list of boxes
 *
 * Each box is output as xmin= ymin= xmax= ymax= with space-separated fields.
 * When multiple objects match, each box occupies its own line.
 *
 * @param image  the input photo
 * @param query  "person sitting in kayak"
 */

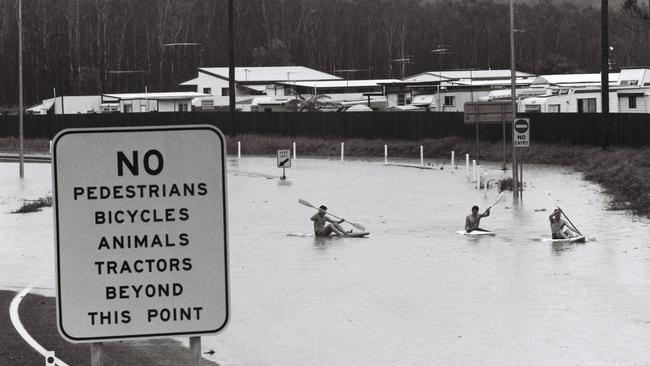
xmin=465 ymin=205 xmax=490 ymax=232
xmin=311 ymin=205 xmax=351 ymax=237
xmin=549 ymin=209 xmax=579 ymax=239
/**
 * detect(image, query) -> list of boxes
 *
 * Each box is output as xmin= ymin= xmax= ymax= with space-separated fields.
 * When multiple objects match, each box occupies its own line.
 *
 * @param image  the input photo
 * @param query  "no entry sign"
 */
xmin=514 ymin=118 xmax=530 ymax=148
xmin=52 ymin=125 xmax=229 ymax=342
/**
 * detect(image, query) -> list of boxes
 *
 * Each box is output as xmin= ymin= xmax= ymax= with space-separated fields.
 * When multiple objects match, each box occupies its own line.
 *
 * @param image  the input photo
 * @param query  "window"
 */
xmin=577 ymin=98 xmax=596 ymax=113
xmin=203 ymin=87 xmax=212 ymax=94
xmin=201 ymin=100 xmax=214 ymax=110
xmin=525 ymin=105 xmax=541 ymax=113
xmin=629 ymin=96 xmax=637 ymax=109
xmin=548 ymin=104 xmax=560 ymax=113
xmin=444 ymin=96 xmax=455 ymax=106
xmin=397 ymin=94 xmax=405 ymax=106
xmin=178 ymin=103 xmax=189 ymax=112
xmin=222 ymin=87 xmax=230 ymax=96
xmin=123 ymin=104 xmax=133 ymax=113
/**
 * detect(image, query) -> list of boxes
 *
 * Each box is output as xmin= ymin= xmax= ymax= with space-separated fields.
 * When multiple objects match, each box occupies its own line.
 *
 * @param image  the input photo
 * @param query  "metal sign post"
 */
xmin=514 ymin=118 xmax=529 ymax=199
xmin=52 ymin=125 xmax=230 ymax=363
xmin=277 ymin=149 xmax=291 ymax=180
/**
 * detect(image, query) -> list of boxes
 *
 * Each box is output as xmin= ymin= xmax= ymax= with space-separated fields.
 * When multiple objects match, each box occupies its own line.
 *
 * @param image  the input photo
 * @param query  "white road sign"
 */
xmin=514 ymin=118 xmax=530 ymax=148
xmin=277 ymin=150 xmax=291 ymax=168
xmin=52 ymin=125 xmax=229 ymax=342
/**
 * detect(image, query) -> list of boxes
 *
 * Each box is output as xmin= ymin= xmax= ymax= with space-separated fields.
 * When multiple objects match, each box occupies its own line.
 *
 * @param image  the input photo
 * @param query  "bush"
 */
xmin=12 ymin=196 xmax=52 ymax=213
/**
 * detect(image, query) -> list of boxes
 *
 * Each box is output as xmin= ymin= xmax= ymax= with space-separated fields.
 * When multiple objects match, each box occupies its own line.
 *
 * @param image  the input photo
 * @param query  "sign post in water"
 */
xmin=277 ymin=149 xmax=291 ymax=180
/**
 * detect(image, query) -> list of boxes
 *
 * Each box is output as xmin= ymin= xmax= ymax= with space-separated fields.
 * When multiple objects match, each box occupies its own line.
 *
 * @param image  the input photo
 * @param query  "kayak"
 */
xmin=287 ymin=232 xmax=370 ymax=238
xmin=457 ymin=230 xmax=495 ymax=236
xmin=542 ymin=236 xmax=586 ymax=243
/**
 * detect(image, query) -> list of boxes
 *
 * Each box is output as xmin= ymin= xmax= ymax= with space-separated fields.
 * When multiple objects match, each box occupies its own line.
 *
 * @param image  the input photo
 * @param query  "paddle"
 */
xmin=298 ymin=199 xmax=366 ymax=231
xmin=481 ymin=191 xmax=505 ymax=217
xmin=544 ymin=191 xmax=583 ymax=236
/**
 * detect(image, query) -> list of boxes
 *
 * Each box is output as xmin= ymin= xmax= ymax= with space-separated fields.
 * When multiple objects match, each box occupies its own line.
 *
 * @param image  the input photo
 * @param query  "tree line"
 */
xmin=0 ymin=0 xmax=648 ymax=108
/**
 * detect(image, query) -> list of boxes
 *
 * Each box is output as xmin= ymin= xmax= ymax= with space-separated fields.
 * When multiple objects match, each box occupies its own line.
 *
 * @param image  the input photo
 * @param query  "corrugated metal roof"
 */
xmin=403 ymin=70 xmax=535 ymax=82
xmin=279 ymin=79 xmax=399 ymax=88
xmin=103 ymin=92 xmax=208 ymax=100
xmin=198 ymin=66 xmax=341 ymax=82
xmin=532 ymin=73 xmax=619 ymax=85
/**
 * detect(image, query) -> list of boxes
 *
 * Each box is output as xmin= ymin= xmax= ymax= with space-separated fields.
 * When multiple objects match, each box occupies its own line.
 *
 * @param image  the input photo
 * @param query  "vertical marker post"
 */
xmin=384 ymin=145 xmax=388 ymax=165
xmin=190 ymin=336 xmax=201 ymax=366
xmin=292 ymin=141 xmax=296 ymax=161
xmin=476 ymin=165 xmax=481 ymax=189
xmin=472 ymin=159 xmax=477 ymax=183
xmin=91 ymin=343 xmax=103 ymax=366
xmin=451 ymin=151 xmax=455 ymax=169
xmin=420 ymin=146 xmax=424 ymax=166
xmin=340 ymin=142 xmax=344 ymax=162
xmin=465 ymin=154 xmax=470 ymax=171
xmin=237 ymin=141 xmax=241 ymax=159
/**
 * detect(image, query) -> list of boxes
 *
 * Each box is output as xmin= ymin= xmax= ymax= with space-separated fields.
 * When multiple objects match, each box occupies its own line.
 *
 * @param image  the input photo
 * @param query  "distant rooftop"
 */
xmin=532 ymin=73 xmax=619 ymax=85
xmin=197 ymin=66 xmax=342 ymax=83
xmin=103 ymin=92 xmax=208 ymax=100
xmin=278 ymin=79 xmax=400 ymax=88
xmin=403 ymin=70 xmax=535 ymax=83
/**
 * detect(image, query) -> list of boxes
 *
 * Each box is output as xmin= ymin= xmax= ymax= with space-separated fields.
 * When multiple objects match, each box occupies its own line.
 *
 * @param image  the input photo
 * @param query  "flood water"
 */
xmin=2 ymin=157 xmax=650 ymax=365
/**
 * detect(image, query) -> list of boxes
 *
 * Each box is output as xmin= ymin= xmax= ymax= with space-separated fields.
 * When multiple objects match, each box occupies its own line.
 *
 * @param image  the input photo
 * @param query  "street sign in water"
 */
xmin=277 ymin=150 xmax=291 ymax=168
xmin=514 ymin=118 xmax=530 ymax=148
xmin=52 ymin=125 xmax=229 ymax=342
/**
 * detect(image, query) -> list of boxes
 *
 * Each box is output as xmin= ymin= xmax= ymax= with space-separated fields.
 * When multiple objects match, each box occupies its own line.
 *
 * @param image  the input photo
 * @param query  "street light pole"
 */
xmin=510 ymin=0 xmax=518 ymax=203
xmin=18 ymin=0 xmax=24 ymax=179
xmin=228 ymin=0 xmax=236 ymax=114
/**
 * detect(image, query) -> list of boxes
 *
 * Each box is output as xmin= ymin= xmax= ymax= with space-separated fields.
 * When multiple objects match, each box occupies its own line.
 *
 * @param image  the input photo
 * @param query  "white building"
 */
xmin=27 ymin=92 xmax=207 ymax=114
xmin=382 ymin=70 xmax=537 ymax=111
xmin=521 ymin=68 xmax=650 ymax=113
xmin=180 ymin=66 xmax=341 ymax=97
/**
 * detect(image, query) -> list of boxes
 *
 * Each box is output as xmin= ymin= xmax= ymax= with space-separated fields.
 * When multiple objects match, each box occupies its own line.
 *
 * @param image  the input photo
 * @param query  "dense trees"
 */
xmin=0 ymin=0 xmax=647 ymax=107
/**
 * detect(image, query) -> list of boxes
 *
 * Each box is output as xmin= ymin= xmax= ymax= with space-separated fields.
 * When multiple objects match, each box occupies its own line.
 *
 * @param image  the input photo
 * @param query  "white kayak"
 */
xmin=287 ymin=232 xmax=370 ymax=238
xmin=542 ymin=236 xmax=586 ymax=243
xmin=457 ymin=230 xmax=495 ymax=236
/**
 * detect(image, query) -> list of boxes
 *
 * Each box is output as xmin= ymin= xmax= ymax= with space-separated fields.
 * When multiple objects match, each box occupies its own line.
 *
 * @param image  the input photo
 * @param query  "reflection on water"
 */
xmin=2 ymin=158 xmax=650 ymax=365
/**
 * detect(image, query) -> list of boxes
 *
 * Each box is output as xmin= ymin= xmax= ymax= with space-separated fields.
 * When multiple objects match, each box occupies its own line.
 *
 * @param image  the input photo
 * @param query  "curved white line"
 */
xmin=10 ymin=287 xmax=69 ymax=366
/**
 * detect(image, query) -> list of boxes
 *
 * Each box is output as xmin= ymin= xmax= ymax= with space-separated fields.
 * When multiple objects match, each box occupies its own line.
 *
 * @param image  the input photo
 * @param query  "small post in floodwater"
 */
xmin=340 ymin=142 xmax=344 ymax=162
xmin=190 ymin=336 xmax=201 ymax=366
xmin=237 ymin=141 xmax=241 ymax=160
xmin=476 ymin=165 xmax=481 ymax=189
xmin=384 ymin=145 xmax=388 ymax=165
xmin=91 ymin=343 xmax=103 ymax=366
xmin=472 ymin=159 xmax=477 ymax=183
xmin=451 ymin=151 xmax=455 ymax=169
xmin=420 ymin=146 xmax=424 ymax=166
xmin=466 ymin=154 xmax=469 ymax=171
xmin=292 ymin=141 xmax=296 ymax=161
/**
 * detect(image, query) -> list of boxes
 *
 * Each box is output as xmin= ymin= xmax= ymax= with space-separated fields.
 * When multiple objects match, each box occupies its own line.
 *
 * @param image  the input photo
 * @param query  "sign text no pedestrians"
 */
xmin=52 ymin=125 xmax=229 ymax=342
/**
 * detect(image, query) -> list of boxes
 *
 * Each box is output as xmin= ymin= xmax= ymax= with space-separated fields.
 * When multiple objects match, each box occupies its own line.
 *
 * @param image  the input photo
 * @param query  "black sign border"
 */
xmin=52 ymin=125 xmax=230 ymax=343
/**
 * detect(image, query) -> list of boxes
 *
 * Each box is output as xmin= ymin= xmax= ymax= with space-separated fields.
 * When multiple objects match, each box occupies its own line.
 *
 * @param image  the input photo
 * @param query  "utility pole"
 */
xmin=18 ymin=0 xmax=24 ymax=179
xmin=601 ymin=0 xmax=610 ymax=148
xmin=510 ymin=0 xmax=518 ymax=202
xmin=228 ymin=0 xmax=236 ymax=115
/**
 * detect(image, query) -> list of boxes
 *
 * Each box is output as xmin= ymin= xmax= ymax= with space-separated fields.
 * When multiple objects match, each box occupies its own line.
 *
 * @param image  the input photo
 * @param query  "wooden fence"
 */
xmin=0 ymin=112 xmax=648 ymax=146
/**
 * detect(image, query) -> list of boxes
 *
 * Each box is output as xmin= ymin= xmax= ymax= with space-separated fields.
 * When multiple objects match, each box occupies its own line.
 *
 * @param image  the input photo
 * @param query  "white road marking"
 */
xmin=10 ymin=286 xmax=69 ymax=366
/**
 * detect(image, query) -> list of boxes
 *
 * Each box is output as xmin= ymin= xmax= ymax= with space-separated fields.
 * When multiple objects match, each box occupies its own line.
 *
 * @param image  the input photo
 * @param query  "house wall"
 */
xmin=618 ymin=93 xmax=650 ymax=113
xmin=54 ymin=96 xmax=103 ymax=114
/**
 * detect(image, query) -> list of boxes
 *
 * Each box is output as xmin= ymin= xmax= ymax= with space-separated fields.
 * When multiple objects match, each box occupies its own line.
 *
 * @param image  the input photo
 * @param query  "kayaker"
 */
xmin=311 ymin=205 xmax=351 ymax=237
xmin=465 ymin=205 xmax=490 ymax=232
xmin=549 ymin=209 xmax=579 ymax=239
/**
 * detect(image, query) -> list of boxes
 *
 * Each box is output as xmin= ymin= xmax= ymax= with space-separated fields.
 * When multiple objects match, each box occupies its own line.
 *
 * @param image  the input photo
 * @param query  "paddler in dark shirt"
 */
xmin=465 ymin=205 xmax=490 ymax=232
xmin=311 ymin=205 xmax=350 ymax=237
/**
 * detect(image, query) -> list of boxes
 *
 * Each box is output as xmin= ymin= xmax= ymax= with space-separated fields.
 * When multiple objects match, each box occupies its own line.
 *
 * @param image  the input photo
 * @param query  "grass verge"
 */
xmin=0 ymin=290 xmax=217 ymax=365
